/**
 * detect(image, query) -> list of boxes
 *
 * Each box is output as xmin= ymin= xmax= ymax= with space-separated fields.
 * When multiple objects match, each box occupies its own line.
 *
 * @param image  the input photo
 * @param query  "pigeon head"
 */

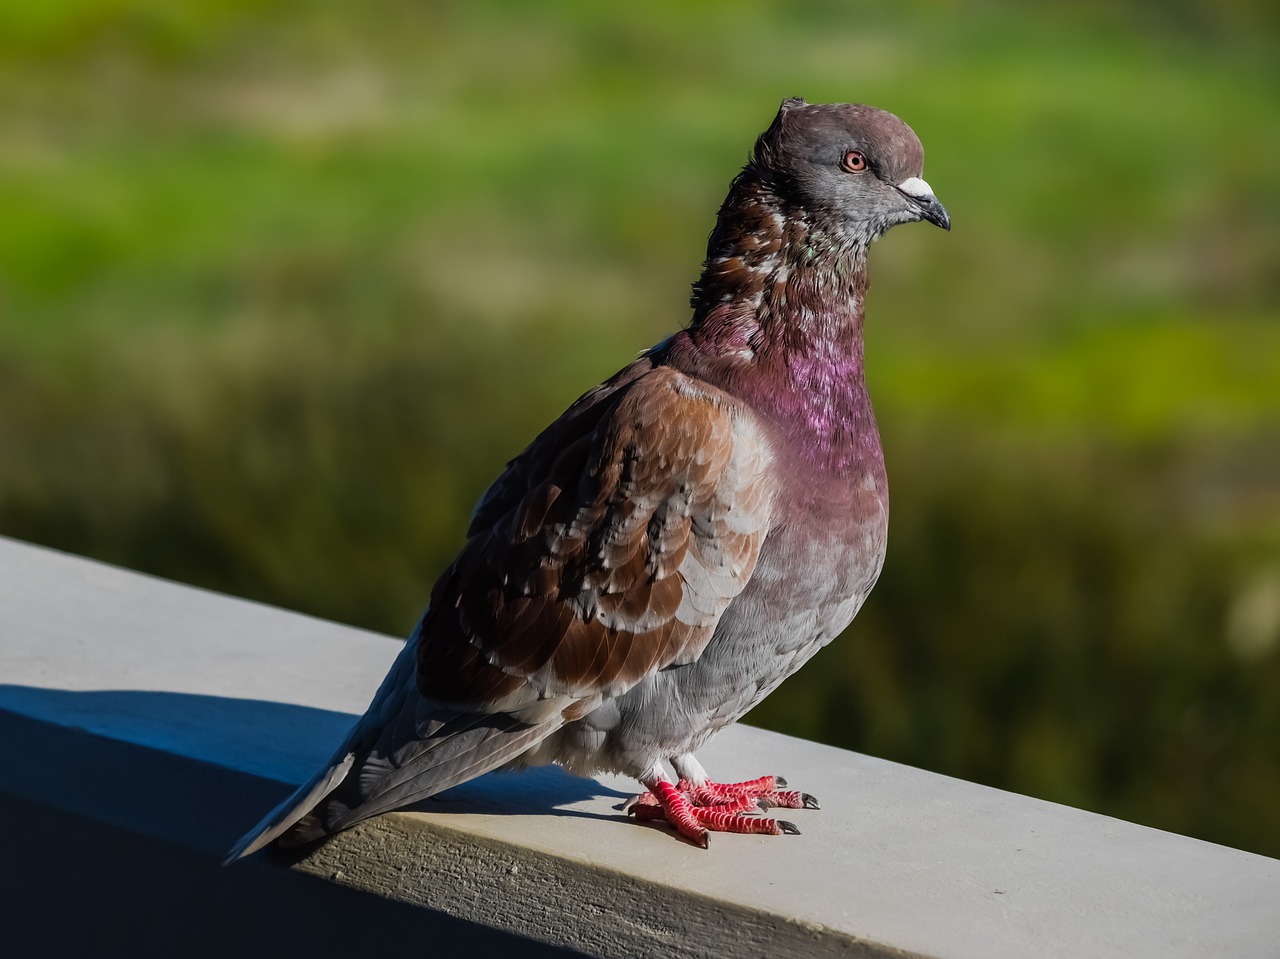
xmin=689 ymin=99 xmax=947 ymax=324
xmin=751 ymin=97 xmax=950 ymax=243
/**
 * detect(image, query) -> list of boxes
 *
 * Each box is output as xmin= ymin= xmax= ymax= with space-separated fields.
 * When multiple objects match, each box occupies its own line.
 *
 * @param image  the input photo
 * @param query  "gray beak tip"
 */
xmin=896 ymin=177 xmax=950 ymax=232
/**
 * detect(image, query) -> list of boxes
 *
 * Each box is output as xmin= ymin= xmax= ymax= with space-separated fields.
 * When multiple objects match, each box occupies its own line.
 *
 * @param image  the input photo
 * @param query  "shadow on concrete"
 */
xmin=1 ymin=789 xmax=587 ymax=959
xmin=0 ymin=685 xmax=633 ymax=843
xmin=0 ymin=688 xmax=637 ymax=956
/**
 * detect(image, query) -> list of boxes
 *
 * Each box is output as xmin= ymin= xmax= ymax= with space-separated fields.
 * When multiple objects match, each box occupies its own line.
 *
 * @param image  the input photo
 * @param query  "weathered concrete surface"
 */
xmin=2 ymin=535 xmax=1278 ymax=959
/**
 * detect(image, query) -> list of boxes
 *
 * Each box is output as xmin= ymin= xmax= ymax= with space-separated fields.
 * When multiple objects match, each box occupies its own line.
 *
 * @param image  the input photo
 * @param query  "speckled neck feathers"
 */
xmin=669 ymin=168 xmax=879 ymax=473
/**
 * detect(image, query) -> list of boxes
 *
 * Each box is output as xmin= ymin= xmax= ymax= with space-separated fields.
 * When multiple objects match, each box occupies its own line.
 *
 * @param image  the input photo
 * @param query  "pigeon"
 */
xmin=225 ymin=97 xmax=949 ymax=859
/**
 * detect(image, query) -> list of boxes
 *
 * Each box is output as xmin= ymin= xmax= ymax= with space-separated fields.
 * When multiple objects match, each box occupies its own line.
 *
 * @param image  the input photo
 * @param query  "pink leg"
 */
xmin=642 ymin=779 xmax=711 ymax=848
xmin=628 ymin=785 xmax=759 ymax=814
xmin=628 ymin=774 xmax=816 ymax=846
xmin=631 ymin=800 xmax=799 ymax=838
xmin=686 ymin=775 xmax=820 ymax=811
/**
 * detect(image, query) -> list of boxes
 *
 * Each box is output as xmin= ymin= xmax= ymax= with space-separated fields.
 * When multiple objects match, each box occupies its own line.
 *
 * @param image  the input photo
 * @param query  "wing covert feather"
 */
xmin=416 ymin=362 xmax=774 ymax=712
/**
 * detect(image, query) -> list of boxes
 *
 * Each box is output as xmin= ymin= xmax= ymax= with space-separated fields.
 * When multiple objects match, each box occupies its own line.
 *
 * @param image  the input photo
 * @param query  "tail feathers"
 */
xmin=325 ymin=714 xmax=560 ymax=833
xmin=223 ymin=693 xmax=565 ymax=861
xmin=224 ymin=630 xmax=420 ymax=864
xmin=222 ymin=751 xmax=356 ymax=864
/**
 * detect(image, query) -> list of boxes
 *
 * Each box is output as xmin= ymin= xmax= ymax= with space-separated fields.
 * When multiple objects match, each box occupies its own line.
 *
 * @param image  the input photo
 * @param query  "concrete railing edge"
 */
xmin=2 ymin=535 xmax=1278 ymax=959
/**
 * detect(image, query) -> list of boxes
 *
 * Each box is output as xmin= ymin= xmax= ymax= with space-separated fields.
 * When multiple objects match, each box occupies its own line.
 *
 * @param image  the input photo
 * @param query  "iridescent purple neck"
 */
xmin=666 ymin=171 xmax=882 ymax=474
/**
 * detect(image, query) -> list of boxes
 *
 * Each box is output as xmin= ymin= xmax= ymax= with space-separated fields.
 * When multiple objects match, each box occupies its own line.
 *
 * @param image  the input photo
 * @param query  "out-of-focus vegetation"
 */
xmin=1 ymin=0 xmax=1277 ymax=855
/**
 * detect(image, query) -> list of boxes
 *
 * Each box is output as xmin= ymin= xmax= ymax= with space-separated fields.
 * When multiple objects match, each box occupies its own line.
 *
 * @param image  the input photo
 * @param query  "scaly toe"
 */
xmin=634 ymin=776 xmax=813 ymax=843
xmin=758 ymin=788 xmax=820 ymax=810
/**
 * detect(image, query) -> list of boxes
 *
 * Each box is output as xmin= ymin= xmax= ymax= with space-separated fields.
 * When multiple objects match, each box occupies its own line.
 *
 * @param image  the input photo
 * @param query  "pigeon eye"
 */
xmin=840 ymin=150 xmax=868 ymax=174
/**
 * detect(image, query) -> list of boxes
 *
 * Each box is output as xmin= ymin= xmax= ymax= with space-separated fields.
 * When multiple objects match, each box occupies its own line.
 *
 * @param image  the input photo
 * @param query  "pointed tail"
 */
xmin=223 ymin=637 xmax=420 ymax=864
xmin=222 ymin=748 xmax=358 ymax=864
xmin=222 ymin=640 xmax=566 ymax=863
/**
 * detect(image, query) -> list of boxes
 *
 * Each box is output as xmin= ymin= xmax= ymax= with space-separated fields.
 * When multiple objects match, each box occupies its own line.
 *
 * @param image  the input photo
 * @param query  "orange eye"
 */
xmin=840 ymin=150 xmax=868 ymax=173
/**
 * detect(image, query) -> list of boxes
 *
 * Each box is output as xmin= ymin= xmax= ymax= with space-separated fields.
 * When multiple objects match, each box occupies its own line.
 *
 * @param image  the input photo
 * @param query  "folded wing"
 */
xmin=419 ymin=360 xmax=776 ymax=718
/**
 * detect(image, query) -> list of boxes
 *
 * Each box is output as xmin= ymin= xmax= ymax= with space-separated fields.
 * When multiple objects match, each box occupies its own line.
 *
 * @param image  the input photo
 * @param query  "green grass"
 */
xmin=2 ymin=0 xmax=1279 ymax=857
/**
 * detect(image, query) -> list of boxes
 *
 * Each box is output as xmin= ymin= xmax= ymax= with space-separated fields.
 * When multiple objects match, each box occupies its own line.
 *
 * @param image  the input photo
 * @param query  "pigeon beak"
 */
xmin=897 ymin=176 xmax=951 ymax=232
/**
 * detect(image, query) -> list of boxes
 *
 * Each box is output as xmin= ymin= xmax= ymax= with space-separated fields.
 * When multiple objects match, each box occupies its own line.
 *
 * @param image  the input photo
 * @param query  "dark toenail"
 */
xmin=803 ymin=793 xmax=820 ymax=809
xmin=778 ymin=820 xmax=801 ymax=835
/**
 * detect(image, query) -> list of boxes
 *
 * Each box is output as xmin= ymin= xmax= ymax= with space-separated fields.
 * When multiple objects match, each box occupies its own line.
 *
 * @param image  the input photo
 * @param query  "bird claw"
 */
xmin=620 ymin=794 xmax=644 ymax=813
xmin=629 ymin=773 xmax=819 ymax=843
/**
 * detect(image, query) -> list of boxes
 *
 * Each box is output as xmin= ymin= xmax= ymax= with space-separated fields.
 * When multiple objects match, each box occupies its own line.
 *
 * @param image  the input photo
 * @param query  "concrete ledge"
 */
xmin=2 ymin=534 xmax=1278 ymax=958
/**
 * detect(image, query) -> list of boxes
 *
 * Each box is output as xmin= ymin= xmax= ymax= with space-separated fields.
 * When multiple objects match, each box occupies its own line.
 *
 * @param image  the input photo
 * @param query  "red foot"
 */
xmin=685 ymin=775 xmax=820 ymax=811
xmin=627 ymin=775 xmax=817 ymax=847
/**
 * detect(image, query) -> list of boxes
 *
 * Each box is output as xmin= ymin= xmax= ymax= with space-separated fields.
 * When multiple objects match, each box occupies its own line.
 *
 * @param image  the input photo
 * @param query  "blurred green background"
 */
xmin=2 ymin=0 xmax=1278 ymax=856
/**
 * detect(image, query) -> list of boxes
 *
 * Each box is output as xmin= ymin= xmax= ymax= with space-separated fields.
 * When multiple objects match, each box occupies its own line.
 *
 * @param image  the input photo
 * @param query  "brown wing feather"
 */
xmin=416 ymin=360 xmax=774 ymax=714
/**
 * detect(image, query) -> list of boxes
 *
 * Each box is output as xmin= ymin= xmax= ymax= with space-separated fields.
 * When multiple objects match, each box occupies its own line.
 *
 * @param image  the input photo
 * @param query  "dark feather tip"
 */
xmin=778 ymin=820 xmax=801 ymax=835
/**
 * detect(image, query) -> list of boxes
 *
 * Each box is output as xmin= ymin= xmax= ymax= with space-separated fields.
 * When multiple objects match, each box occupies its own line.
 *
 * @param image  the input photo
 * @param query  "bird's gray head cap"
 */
xmin=752 ymin=97 xmax=950 ymax=236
